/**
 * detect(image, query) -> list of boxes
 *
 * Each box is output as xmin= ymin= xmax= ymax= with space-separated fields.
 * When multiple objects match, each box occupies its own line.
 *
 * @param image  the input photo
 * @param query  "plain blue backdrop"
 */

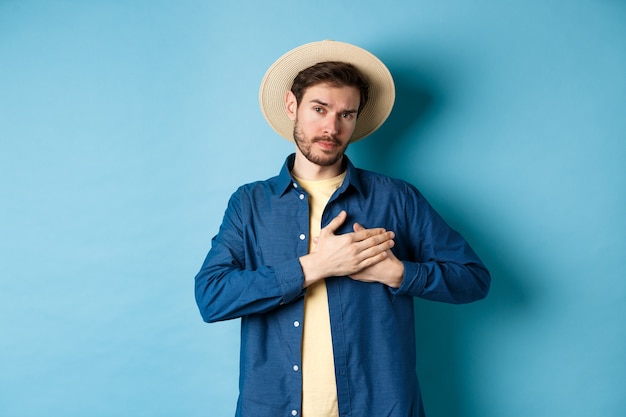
xmin=1 ymin=1 xmax=624 ymax=416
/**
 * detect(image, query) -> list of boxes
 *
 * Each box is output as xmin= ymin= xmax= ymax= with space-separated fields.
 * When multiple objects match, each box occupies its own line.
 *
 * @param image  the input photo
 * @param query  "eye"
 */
xmin=341 ymin=112 xmax=354 ymax=119
xmin=314 ymin=106 xmax=324 ymax=113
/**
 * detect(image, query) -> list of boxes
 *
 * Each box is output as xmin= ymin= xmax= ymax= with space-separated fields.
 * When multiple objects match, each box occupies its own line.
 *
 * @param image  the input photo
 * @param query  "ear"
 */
xmin=285 ymin=91 xmax=297 ymax=121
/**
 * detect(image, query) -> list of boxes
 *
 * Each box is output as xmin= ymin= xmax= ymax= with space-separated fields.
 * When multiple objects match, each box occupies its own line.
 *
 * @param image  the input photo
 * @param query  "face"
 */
xmin=286 ymin=83 xmax=360 ymax=168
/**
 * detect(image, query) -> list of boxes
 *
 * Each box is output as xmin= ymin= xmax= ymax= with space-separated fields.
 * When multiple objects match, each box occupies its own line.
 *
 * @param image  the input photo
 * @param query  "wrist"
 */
xmin=386 ymin=259 xmax=405 ymax=289
xmin=299 ymin=253 xmax=326 ymax=288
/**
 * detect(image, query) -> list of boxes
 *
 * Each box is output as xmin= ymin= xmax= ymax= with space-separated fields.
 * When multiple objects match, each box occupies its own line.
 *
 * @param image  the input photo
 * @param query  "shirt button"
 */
xmin=293 ymin=321 xmax=300 ymax=327
xmin=299 ymin=194 xmax=305 ymax=200
xmin=292 ymin=183 xmax=298 ymax=188
xmin=293 ymin=365 xmax=299 ymax=372
xmin=291 ymin=410 xmax=298 ymax=416
xmin=299 ymin=234 xmax=306 ymax=240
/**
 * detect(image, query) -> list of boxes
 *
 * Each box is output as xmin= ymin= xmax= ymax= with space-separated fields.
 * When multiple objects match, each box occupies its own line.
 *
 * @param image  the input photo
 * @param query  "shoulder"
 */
xmin=355 ymin=167 xmax=422 ymax=196
xmin=233 ymin=174 xmax=282 ymax=196
xmin=226 ymin=174 xmax=286 ymax=212
xmin=352 ymin=168 xmax=436 ymax=216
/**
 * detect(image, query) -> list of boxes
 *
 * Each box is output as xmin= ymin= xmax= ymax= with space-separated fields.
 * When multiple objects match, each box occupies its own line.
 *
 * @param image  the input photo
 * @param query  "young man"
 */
xmin=195 ymin=40 xmax=490 ymax=417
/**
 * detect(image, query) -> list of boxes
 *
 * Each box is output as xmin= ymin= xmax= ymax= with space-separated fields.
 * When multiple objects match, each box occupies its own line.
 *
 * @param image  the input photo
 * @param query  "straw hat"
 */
xmin=259 ymin=40 xmax=395 ymax=142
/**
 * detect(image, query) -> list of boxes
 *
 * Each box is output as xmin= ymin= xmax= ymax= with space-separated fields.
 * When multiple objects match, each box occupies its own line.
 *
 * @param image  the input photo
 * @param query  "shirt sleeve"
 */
xmin=391 ymin=185 xmax=491 ymax=304
xmin=194 ymin=188 xmax=305 ymax=323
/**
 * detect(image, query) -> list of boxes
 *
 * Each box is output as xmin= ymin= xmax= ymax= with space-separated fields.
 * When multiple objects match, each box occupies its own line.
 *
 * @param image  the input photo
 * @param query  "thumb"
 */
xmin=353 ymin=222 xmax=365 ymax=232
xmin=323 ymin=210 xmax=347 ymax=235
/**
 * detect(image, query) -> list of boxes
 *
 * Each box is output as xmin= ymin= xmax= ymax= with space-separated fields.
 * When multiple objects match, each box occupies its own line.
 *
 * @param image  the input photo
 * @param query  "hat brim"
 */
xmin=259 ymin=40 xmax=395 ymax=143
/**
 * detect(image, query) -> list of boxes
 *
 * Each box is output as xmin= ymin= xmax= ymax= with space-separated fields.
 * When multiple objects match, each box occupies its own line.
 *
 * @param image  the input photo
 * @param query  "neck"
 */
xmin=291 ymin=152 xmax=345 ymax=181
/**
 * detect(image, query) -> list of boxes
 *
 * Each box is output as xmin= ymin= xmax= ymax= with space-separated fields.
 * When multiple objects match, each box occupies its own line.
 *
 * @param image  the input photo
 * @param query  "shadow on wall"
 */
xmin=354 ymin=64 xmax=532 ymax=417
xmin=351 ymin=65 xmax=434 ymax=172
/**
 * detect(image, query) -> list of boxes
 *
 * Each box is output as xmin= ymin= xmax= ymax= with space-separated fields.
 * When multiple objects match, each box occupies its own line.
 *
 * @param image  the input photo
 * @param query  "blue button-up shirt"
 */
xmin=195 ymin=154 xmax=490 ymax=417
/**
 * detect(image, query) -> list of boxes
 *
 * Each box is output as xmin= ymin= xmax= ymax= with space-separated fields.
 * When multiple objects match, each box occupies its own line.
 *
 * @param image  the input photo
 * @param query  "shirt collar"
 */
xmin=275 ymin=153 xmax=365 ymax=198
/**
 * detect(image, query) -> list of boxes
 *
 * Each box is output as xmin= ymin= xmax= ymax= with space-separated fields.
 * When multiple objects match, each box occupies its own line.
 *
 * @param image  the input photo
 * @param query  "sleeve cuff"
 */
xmin=391 ymin=261 xmax=426 ymax=297
xmin=274 ymin=258 xmax=305 ymax=304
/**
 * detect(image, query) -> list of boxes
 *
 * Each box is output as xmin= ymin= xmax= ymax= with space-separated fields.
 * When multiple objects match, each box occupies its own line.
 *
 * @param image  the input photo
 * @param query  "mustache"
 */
xmin=312 ymin=136 xmax=341 ymax=145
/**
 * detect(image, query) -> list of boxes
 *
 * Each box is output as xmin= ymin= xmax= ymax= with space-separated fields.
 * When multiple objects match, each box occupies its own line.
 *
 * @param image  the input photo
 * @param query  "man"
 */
xmin=195 ymin=40 xmax=490 ymax=417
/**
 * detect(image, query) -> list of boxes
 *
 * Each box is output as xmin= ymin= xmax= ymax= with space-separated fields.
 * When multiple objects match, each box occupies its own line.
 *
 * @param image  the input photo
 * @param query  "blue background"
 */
xmin=1 ymin=1 xmax=625 ymax=416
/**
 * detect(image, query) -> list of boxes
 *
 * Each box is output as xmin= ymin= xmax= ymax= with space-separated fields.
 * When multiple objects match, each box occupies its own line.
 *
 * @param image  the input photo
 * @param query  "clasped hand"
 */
xmin=300 ymin=211 xmax=404 ymax=288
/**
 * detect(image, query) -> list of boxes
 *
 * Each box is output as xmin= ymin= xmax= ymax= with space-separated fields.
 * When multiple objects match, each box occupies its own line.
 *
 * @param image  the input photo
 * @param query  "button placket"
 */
xmin=294 ymin=183 xmax=307 ymax=244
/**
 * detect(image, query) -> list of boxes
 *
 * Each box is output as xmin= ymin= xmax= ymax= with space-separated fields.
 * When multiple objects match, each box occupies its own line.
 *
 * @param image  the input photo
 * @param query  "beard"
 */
xmin=292 ymin=121 xmax=349 ymax=167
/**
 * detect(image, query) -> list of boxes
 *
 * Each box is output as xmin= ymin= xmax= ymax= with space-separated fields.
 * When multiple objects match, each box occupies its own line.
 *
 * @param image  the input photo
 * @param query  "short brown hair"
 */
xmin=290 ymin=61 xmax=370 ymax=115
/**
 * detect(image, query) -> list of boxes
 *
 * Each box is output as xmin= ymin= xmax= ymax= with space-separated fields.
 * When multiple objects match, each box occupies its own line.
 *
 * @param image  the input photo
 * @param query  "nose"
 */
xmin=322 ymin=115 xmax=340 ymax=136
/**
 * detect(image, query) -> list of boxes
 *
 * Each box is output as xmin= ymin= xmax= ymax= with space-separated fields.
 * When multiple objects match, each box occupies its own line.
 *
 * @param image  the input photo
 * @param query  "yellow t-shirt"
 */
xmin=293 ymin=172 xmax=346 ymax=417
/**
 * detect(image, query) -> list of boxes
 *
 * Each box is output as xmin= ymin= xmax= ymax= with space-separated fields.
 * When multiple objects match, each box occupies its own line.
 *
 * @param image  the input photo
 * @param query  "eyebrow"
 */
xmin=309 ymin=99 xmax=358 ymax=114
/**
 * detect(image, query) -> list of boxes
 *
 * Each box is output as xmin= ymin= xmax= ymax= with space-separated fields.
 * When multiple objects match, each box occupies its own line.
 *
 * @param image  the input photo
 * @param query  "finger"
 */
xmin=353 ymin=222 xmax=380 ymax=241
xmin=352 ymin=227 xmax=388 ymax=242
xmin=322 ymin=210 xmax=347 ymax=235
xmin=357 ymin=248 xmax=389 ymax=269
xmin=354 ymin=229 xmax=395 ymax=246
xmin=357 ymin=233 xmax=395 ymax=255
